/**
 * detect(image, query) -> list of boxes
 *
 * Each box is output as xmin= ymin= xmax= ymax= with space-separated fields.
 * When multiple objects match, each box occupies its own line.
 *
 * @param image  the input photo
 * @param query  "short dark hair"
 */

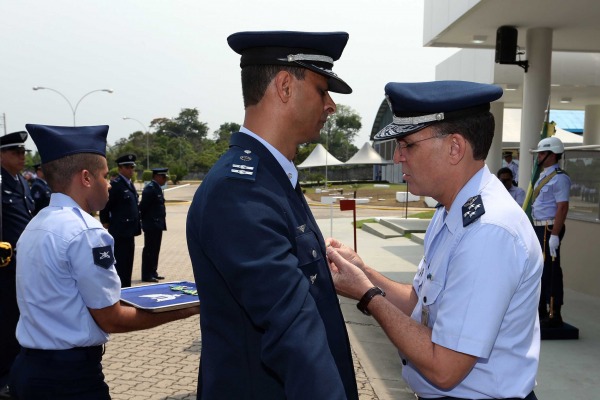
xmin=497 ymin=167 xmax=513 ymax=178
xmin=43 ymin=153 xmax=106 ymax=193
xmin=430 ymin=111 xmax=495 ymax=160
xmin=241 ymin=65 xmax=306 ymax=107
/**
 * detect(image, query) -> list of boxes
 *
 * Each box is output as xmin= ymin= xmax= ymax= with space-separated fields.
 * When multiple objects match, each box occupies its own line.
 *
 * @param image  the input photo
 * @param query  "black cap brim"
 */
xmin=228 ymin=31 xmax=352 ymax=94
xmin=374 ymin=122 xmax=434 ymax=141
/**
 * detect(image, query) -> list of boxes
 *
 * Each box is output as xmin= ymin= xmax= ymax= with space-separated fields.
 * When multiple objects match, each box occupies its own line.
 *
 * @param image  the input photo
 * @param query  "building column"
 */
xmin=583 ymin=105 xmax=600 ymax=145
xmin=487 ymin=101 xmax=504 ymax=175
xmin=518 ymin=27 xmax=553 ymax=188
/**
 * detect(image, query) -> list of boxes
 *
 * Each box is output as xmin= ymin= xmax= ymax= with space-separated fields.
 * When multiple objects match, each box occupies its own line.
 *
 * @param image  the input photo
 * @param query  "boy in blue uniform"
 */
xmin=10 ymin=124 xmax=199 ymax=400
xmin=186 ymin=31 xmax=358 ymax=400
xmin=327 ymin=81 xmax=542 ymax=399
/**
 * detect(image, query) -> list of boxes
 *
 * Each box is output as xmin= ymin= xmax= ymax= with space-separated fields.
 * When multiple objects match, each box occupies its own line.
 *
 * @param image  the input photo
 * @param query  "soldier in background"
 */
xmin=0 ymin=132 xmax=34 ymax=398
xmin=139 ymin=168 xmax=168 ymax=283
xmin=531 ymin=136 xmax=571 ymax=328
xmin=99 ymin=154 xmax=141 ymax=287
xmin=30 ymin=163 xmax=52 ymax=215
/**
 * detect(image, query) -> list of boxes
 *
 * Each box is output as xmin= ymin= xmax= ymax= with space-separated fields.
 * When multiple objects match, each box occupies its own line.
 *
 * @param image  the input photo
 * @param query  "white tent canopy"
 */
xmin=345 ymin=142 xmax=392 ymax=165
xmin=296 ymin=143 xmax=344 ymax=169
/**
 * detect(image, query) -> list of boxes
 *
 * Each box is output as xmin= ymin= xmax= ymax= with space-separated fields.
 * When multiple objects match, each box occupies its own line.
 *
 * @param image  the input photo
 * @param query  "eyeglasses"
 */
xmin=395 ymin=135 xmax=443 ymax=152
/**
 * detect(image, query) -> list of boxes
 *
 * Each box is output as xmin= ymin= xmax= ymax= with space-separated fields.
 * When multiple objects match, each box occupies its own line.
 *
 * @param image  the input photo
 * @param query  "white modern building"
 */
xmin=372 ymin=0 xmax=600 ymax=298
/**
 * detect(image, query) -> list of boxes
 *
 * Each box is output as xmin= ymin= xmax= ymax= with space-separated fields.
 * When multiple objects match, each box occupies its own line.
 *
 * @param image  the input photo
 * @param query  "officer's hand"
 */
xmin=326 ymin=246 xmax=372 ymax=300
xmin=325 ymin=237 xmax=366 ymax=271
xmin=549 ymin=235 xmax=560 ymax=258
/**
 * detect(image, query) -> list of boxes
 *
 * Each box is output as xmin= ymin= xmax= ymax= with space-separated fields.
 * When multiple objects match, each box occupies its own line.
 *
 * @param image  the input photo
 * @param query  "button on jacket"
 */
xmin=99 ymin=175 xmax=141 ymax=237
xmin=186 ymin=132 xmax=358 ymax=400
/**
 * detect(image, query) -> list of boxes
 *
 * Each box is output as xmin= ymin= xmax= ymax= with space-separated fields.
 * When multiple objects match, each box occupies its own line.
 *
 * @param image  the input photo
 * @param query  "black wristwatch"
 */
xmin=356 ymin=286 xmax=386 ymax=316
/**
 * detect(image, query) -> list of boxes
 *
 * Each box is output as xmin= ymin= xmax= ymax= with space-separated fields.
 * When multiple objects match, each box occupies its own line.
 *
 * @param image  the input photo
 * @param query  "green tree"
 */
xmin=296 ymin=104 xmax=361 ymax=165
xmin=213 ymin=122 xmax=241 ymax=143
xmin=320 ymin=104 xmax=361 ymax=161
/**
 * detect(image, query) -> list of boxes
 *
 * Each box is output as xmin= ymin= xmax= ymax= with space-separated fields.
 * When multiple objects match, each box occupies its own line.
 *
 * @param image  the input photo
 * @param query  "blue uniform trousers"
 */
xmin=534 ymin=224 xmax=565 ymax=308
xmin=9 ymin=346 xmax=110 ymax=399
xmin=141 ymin=229 xmax=162 ymax=280
xmin=113 ymin=236 xmax=135 ymax=287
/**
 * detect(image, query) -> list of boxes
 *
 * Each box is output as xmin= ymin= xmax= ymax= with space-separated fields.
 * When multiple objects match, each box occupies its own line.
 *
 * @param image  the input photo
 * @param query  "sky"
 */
xmin=1 ymin=0 xmax=457 ymax=152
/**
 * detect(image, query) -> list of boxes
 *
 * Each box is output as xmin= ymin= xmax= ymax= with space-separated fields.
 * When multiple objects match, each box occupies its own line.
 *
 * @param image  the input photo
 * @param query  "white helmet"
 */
xmin=531 ymin=136 xmax=564 ymax=154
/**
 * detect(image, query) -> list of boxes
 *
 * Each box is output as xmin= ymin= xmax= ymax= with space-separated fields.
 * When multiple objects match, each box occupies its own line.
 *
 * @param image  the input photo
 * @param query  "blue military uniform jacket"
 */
xmin=1 ymin=167 xmax=35 ymax=270
xmin=99 ymin=175 xmax=141 ymax=238
xmin=30 ymin=178 xmax=51 ymax=215
xmin=140 ymin=180 xmax=166 ymax=232
xmin=186 ymin=132 xmax=358 ymax=400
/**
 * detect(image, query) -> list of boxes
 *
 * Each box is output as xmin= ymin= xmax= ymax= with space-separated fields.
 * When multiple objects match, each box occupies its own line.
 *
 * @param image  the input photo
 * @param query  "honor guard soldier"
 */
xmin=0 ymin=131 xmax=34 ymax=398
xmin=99 ymin=153 xmax=141 ymax=287
xmin=326 ymin=81 xmax=542 ymax=400
xmin=186 ymin=31 xmax=358 ymax=399
xmin=30 ymin=163 xmax=52 ymax=215
xmin=139 ymin=168 xmax=168 ymax=282
xmin=531 ymin=136 xmax=571 ymax=328
xmin=10 ymin=124 xmax=198 ymax=400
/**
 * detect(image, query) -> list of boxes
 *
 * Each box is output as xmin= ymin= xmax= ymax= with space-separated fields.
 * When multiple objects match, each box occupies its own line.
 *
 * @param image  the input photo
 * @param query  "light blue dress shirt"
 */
xmin=402 ymin=166 xmax=542 ymax=398
xmin=15 ymin=193 xmax=121 ymax=349
xmin=532 ymin=163 xmax=571 ymax=221
xmin=508 ymin=185 xmax=526 ymax=207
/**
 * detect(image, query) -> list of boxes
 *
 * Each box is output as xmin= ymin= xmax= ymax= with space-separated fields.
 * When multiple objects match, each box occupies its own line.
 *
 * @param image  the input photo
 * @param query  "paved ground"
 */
xmin=102 ymin=183 xmax=600 ymax=399
xmin=103 ymin=184 xmax=399 ymax=400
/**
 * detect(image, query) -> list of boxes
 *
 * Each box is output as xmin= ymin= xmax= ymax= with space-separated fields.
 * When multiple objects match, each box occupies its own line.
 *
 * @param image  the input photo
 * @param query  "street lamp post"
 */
xmin=32 ymin=86 xmax=113 ymax=126
xmin=122 ymin=117 xmax=149 ymax=170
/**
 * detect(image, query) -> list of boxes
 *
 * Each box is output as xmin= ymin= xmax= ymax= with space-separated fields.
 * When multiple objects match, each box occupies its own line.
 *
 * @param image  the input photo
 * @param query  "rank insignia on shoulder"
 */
xmin=93 ymin=245 xmax=114 ymax=269
xmin=462 ymin=195 xmax=485 ymax=227
xmin=226 ymin=150 xmax=259 ymax=181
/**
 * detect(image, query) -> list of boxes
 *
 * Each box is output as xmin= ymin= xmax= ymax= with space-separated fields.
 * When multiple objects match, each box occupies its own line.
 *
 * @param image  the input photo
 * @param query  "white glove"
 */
xmin=549 ymin=235 xmax=560 ymax=258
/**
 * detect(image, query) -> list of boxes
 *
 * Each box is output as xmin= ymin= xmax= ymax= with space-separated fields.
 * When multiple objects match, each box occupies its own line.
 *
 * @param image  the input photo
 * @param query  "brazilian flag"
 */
xmin=522 ymin=112 xmax=556 ymax=221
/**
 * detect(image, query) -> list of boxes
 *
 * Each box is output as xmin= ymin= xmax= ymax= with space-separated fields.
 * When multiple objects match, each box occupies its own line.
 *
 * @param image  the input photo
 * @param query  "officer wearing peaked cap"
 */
xmin=187 ymin=31 xmax=358 ymax=399
xmin=10 ymin=125 xmax=198 ymax=400
xmin=140 ymin=168 xmax=168 ymax=283
xmin=99 ymin=153 xmax=141 ymax=287
xmin=0 ymin=131 xmax=34 ymax=395
xmin=327 ymin=81 xmax=542 ymax=399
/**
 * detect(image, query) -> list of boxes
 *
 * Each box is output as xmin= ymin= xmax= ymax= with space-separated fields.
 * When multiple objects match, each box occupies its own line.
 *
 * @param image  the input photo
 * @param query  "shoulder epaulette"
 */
xmin=462 ymin=195 xmax=485 ymax=227
xmin=226 ymin=148 xmax=259 ymax=182
xmin=556 ymin=167 xmax=568 ymax=176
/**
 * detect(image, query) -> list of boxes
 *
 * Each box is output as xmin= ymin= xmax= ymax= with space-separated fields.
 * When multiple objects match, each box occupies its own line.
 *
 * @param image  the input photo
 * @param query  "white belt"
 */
xmin=533 ymin=219 xmax=554 ymax=226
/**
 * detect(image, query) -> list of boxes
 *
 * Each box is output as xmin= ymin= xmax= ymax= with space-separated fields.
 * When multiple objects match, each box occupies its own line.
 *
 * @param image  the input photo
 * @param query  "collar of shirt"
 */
xmin=239 ymin=126 xmax=298 ymax=187
xmin=118 ymin=173 xmax=132 ymax=186
xmin=49 ymin=192 xmax=82 ymax=208
xmin=444 ymin=165 xmax=490 ymax=235
xmin=541 ymin=163 xmax=560 ymax=177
